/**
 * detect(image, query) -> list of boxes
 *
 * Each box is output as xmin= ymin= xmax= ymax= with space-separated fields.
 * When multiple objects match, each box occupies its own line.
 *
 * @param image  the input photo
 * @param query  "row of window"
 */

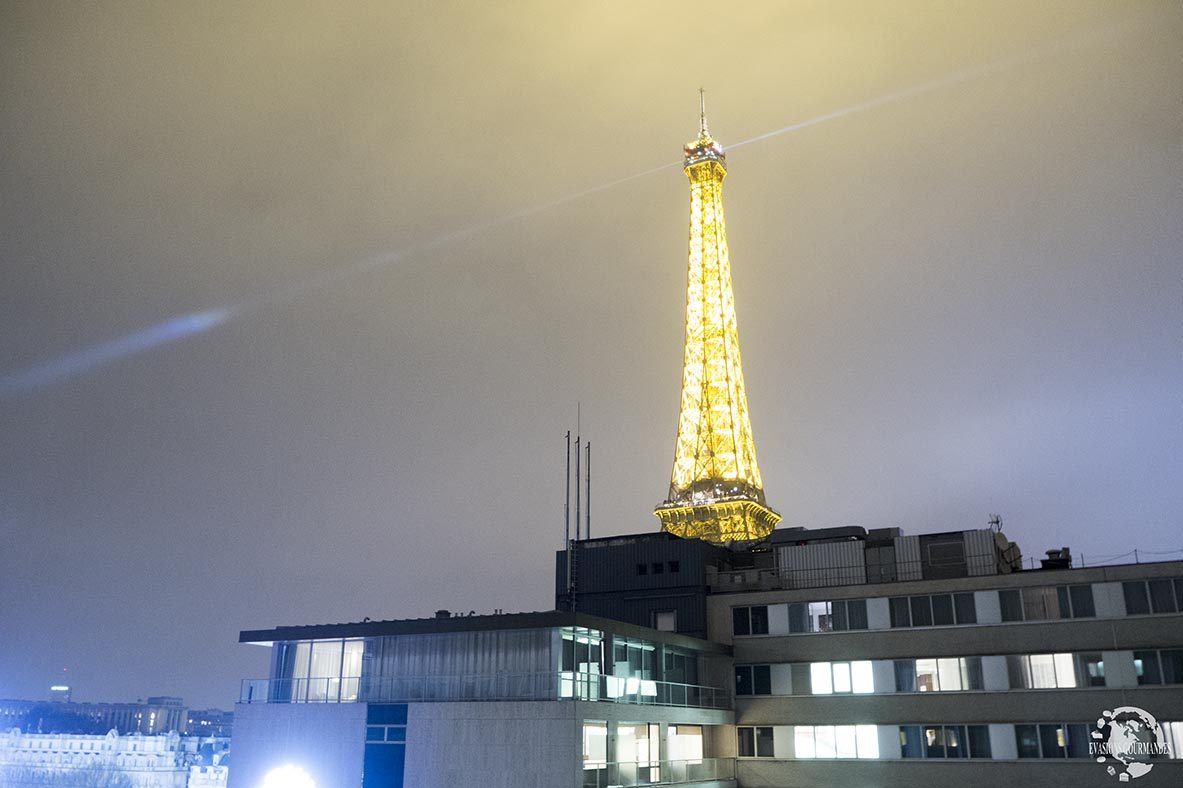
xmin=734 ymin=650 xmax=1183 ymax=696
xmin=1124 ymin=578 xmax=1183 ymax=615
xmin=732 ymin=600 xmax=869 ymax=636
xmin=732 ymin=577 xmax=1183 ymax=637
xmin=636 ymin=561 xmax=680 ymax=575
xmin=998 ymin=584 xmax=1095 ymax=621
xmin=889 ymin=593 xmax=976 ymax=628
xmin=738 ymin=722 xmax=1183 ymax=760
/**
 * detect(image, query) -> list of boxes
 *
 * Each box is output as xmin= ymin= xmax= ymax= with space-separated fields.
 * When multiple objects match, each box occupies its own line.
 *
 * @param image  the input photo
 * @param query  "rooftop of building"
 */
xmin=238 ymin=609 xmax=730 ymax=655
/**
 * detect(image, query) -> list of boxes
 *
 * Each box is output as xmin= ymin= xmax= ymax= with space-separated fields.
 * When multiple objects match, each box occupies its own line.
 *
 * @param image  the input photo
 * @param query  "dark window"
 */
xmin=1015 ymin=724 xmax=1040 ymax=758
xmin=899 ymin=725 xmax=923 ymax=758
xmin=964 ymin=657 xmax=984 ymax=690
xmin=1124 ymin=582 xmax=1151 ymax=615
xmin=1134 ymin=650 xmax=1162 ymax=685
xmin=894 ymin=660 xmax=917 ymax=692
xmin=847 ymin=599 xmax=869 ymax=630
xmin=999 ymin=589 xmax=1024 ymax=621
xmin=788 ymin=603 xmax=807 ymax=633
xmin=737 ymin=727 xmax=755 ymax=757
xmin=1176 ymin=579 xmax=1183 ymax=610
xmin=889 ymin=597 xmax=910 ymax=628
xmin=1149 ymin=579 xmax=1177 ymax=613
xmin=755 ymin=726 xmax=774 ymax=757
xmin=1039 ymin=724 xmax=1066 ymax=758
xmin=1069 ymin=585 xmax=1096 ymax=618
xmin=831 ymin=600 xmax=848 ymax=631
xmin=954 ymin=592 xmax=977 ymax=624
xmin=651 ymin=562 xmax=664 ymax=575
xmin=967 ymin=725 xmax=991 ymax=758
xmin=739 ymin=726 xmax=773 ymax=757
xmin=385 ymin=726 xmax=406 ymax=742
xmin=923 ymin=726 xmax=965 ymax=758
xmin=561 ymin=638 xmax=575 ymax=671
xmin=1057 ymin=586 xmax=1072 ymax=619
xmin=735 ymin=666 xmax=753 ymax=696
xmin=1161 ymin=649 xmax=1183 ymax=684
xmin=366 ymin=726 xmax=385 ymax=742
xmin=636 ymin=563 xmax=648 ymax=576
xmin=910 ymin=596 xmax=933 ymax=627
xmin=1065 ymin=724 xmax=1090 ymax=758
xmin=667 ymin=560 xmax=680 ymax=573
xmin=931 ymin=594 xmax=955 ymax=626
xmin=1006 ymin=655 xmax=1029 ymax=689
xmin=753 ymin=665 xmax=772 ymax=695
xmin=732 ymin=607 xmax=750 ymax=637
xmin=947 ymin=725 xmax=968 ymax=758
xmin=749 ymin=605 xmax=769 ymax=635
xmin=1078 ymin=653 xmax=1106 ymax=687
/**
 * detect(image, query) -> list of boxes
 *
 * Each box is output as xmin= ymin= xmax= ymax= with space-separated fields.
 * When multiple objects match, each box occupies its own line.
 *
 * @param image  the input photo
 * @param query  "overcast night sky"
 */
xmin=1 ymin=2 xmax=1180 ymax=708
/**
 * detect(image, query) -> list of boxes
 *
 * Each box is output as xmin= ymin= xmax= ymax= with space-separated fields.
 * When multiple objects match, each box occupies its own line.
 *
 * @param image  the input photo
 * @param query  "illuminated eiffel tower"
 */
xmin=654 ymin=92 xmax=781 ymax=545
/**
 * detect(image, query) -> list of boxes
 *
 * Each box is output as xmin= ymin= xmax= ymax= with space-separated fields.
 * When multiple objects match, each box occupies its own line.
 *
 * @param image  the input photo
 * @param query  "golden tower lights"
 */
xmin=654 ymin=93 xmax=781 ymax=544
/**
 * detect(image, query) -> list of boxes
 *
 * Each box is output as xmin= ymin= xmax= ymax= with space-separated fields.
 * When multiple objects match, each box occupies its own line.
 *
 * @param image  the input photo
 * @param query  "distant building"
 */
xmin=48 ymin=685 xmax=71 ymax=704
xmin=0 ymin=728 xmax=229 ymax=788
xmin=0 ymin=696 xmax=230 ymax=737
xmin=186 ymin=708 xmax=234 ymax=738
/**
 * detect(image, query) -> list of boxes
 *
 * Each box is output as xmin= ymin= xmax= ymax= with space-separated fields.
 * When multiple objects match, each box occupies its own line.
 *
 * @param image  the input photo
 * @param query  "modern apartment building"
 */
xmin=231 ymin=611 xmax=735 ymax=788
xmin=556 ymin=523 xmax=1183 ymax=786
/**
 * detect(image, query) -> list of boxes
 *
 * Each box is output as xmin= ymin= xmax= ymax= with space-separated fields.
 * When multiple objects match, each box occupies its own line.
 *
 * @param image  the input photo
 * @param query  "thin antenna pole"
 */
xmin=699 ymin=87 xmax=708 ymax=137
xmin=564 ymin=431 xmax=571 ymax=549
xmin=585 ymin=441 xmax=591 ymax=540
xmin=574 ymin=434 xmax=582 ymax=542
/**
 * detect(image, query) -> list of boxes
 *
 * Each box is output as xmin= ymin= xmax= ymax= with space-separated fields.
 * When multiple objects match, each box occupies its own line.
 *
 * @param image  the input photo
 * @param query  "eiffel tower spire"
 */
xmin=654 ymin=94 xmax=781 ymax=544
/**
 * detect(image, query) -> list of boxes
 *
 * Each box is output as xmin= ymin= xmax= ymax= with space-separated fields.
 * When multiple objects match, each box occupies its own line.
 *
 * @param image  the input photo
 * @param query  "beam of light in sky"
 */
xmin=0 ymin=17 xmax=1144 ymax=398
xmin=0 ymin=310 xmax=231 ymax=398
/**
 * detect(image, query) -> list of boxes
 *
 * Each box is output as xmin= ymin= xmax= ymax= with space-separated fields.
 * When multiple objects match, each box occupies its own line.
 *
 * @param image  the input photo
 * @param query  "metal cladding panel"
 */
xmin=776 ymin=541 xmax=866 ymax=589
xmin=894 ymin=535 xmax=923 ymax=581
xmin=965 ymin=529 xmax=999 ymax=576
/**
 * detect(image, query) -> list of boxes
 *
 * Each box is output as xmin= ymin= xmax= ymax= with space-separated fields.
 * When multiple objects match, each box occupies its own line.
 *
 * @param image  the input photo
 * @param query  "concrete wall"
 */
xmin=229 ymin=703 xmax=366 ymax=788
xmin=403 ymin=701 xmax=579 ymax=788
xmin=735 ymin=687 xmax=1183 ymax=725
xmin=735 ymin=759 xmax=1183 ymax=788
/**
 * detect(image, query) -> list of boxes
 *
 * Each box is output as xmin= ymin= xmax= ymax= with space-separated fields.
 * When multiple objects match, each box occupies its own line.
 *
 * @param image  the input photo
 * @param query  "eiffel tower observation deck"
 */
xmin=654 ymin=93 xmax=781 ymax=545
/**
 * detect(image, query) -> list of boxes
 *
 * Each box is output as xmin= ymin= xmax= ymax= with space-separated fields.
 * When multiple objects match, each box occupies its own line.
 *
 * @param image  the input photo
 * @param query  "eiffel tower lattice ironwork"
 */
xmin=654 ymin=92 xmax=781 ymax=544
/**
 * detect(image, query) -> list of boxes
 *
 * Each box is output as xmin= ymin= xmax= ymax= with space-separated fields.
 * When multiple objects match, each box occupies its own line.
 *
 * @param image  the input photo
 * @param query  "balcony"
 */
xmin=582 ymin=758 xmax=735 ymax=787
xmin=239 ymin=671 xmax=729 ymax=709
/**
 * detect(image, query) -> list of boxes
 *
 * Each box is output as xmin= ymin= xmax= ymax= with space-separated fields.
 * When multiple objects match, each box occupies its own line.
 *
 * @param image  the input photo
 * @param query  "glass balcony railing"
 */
xmin=582 ymin=758 xmax=736 ymax=787
xmin=239 ymin=672 xmax=729 ymax=709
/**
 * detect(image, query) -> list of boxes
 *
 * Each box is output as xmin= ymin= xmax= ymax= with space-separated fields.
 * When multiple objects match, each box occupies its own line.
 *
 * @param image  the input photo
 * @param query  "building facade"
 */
xmin=0 ymin=728 xmax=230 ymax=788
xmin=231 ymin=611 xmax=735 ymax=788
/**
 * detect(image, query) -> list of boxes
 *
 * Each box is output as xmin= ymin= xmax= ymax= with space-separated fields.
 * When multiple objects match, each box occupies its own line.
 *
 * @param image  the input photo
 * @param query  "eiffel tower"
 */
xmin=654 ymin=92 xmax=781 ymax=545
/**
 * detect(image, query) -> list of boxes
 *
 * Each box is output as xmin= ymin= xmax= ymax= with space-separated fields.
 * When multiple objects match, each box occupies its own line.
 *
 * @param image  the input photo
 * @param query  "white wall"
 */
xmin=1094 ymin=582 xmax=1126 ymax=618
xmin=228 ymin=703 xmax=366 ymax=788
xmin=872 ymin=660 xmax=895 ymax=693
xmin=981 ymin=656 xmax=1010 ymax=691
xmin=866 ymin=598 xmax=891 ymax=630
xmin=770 ymin=663 xmax=793 ymax=695
xmin=974 ymin=590 xmax=1001 ymax=624
xmin=988 ymin=724 xmax=1017 ymax=759
xmin=767 ymin=603 xmax=790 ymax=636
xmin=1103 ymin=650 xmax=1137 ymax=688
xmin=403 ymin=701 xmax=578 ymax=788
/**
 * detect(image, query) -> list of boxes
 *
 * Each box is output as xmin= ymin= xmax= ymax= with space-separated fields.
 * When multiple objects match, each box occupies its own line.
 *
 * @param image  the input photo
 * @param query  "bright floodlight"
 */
xmin=261 ymin=765 xmax=315 ymax=788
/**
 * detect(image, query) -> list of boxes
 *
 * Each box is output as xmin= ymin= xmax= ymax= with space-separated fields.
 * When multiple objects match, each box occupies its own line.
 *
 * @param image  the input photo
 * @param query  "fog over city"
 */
xmin=1 ymin=1 xmax=1179 ymax=708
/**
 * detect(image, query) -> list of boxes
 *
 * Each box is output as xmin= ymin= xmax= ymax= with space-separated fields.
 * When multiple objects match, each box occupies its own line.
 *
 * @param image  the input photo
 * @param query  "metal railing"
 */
xmin=582 ymin=758 xmax=735 ymax=787
xmin=239 ymin=672 xmax=729 ymax=709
